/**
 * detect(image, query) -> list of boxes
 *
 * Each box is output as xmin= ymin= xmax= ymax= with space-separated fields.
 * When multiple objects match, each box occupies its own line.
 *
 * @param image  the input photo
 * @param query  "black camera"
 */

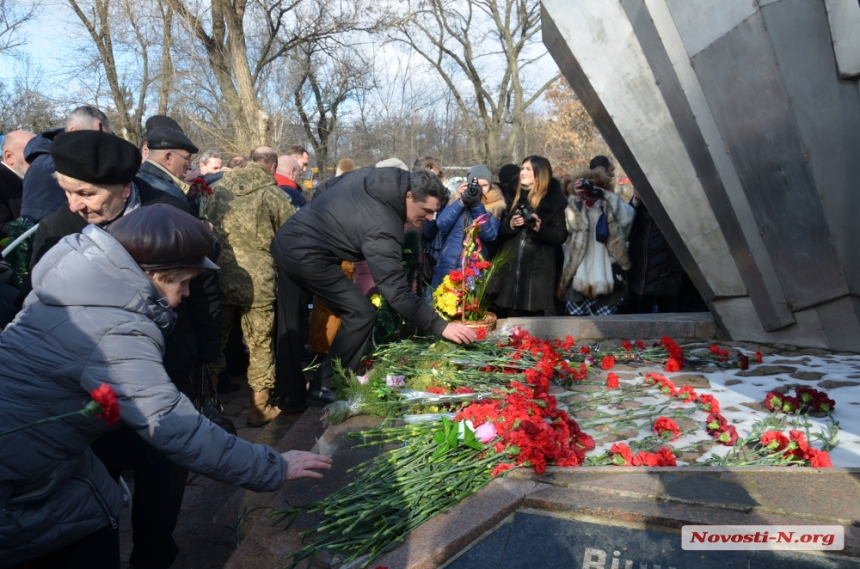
xmin=462 ymin=177 xmax=483 ymax=208
xmin=516 ymin=202 xmax=537 ymax=228
xmin=580 ymin=179 xmax=604 ymax=200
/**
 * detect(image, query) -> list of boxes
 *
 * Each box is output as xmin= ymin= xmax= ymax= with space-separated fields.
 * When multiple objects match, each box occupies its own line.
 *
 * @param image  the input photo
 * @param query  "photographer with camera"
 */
xmin=427 ymin=165 xmax=506 ymax=291
xmin=557 ymin=155 xmax=636 ymax=316
xmin=494 ymin=156 xmax=568 ymax=317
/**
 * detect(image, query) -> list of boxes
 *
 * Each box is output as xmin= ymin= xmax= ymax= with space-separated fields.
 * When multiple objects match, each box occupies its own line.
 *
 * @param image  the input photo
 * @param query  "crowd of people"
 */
xmin=0 ymin=105 xmax=703 ymax=568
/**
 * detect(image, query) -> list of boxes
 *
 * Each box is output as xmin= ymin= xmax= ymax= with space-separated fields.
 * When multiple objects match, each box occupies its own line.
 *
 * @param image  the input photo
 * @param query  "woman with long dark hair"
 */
xmin=493 ymin=155 xmax=568 ymax=316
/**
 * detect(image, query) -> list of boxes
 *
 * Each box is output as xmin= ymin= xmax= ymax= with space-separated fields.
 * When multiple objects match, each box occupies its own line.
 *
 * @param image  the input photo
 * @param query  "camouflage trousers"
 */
xmin=211 ymin=304 xmax=276 ymax=392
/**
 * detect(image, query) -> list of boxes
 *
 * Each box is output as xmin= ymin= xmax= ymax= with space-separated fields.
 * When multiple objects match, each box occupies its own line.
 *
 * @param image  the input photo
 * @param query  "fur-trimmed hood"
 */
xmin=562 ymin=166 xmax=617 ymax=197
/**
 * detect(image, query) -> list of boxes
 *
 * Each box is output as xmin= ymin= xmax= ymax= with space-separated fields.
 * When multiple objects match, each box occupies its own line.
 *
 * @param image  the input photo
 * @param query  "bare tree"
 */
xmin=163 ymin=0 xmax=381 ymax=151
xmin=0 ymin=0 xmax=38 ymax=54
xmin=393 ymin=0 xmax=557 ymax=170
xmin=65 ymin=0 xmax=174 ymax=141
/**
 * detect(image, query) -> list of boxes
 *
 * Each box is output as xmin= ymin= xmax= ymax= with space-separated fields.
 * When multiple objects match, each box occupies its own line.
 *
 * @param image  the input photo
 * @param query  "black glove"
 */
xmin=461 ymin=184 xmax=482 ymax=208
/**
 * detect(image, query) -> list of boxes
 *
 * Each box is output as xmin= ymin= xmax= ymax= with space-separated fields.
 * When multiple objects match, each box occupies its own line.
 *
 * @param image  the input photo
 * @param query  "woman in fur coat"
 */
xmin=557 ymin=156 xmax=636 ymax=315
xmin=493 ymin=155 xmax=569 ymax=316
xmin=428 ymin=165 xmax=506 ymax=290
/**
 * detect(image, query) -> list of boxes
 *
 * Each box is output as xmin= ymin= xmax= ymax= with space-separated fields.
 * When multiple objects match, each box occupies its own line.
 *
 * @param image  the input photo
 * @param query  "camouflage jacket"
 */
xmin=206 ymin=163 xmax=295 ymax=307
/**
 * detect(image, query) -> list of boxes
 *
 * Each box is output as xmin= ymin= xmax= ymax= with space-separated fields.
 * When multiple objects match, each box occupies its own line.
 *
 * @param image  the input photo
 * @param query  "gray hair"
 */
xmin=409 ymin=169 xmax=446 ymax=203
xmin=66 ymin=105 xmax=111 ymax=131
xmin=198 ymin=149 xmax=222 ymax=165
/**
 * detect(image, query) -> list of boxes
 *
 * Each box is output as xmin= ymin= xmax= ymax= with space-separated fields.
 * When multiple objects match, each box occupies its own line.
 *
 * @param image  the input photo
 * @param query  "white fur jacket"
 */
xmin=557 ymin=172 xmax=636 ymax=299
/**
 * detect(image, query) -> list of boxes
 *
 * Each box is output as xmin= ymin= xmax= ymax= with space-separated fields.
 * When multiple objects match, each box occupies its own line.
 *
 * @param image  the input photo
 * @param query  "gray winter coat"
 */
xmin=0 ymin=225 xmax=285 ymax=567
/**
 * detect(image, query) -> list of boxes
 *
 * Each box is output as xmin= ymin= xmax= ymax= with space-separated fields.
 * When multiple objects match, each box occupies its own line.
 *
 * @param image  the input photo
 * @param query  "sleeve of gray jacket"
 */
xmin=363 ymin=229 xmax=448 ymax=336
xmin=80 ymin=321 xmax=286 ymax=492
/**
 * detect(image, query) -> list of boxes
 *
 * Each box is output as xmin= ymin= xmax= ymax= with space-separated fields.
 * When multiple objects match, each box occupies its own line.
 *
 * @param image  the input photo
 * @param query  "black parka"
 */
xmin=494 ymin=179 xmax=568 ymax=314
xmin=626 ymin=200 xmax=684 ymax=298
xmin=271 ymin=167 xmax=448 ymax=336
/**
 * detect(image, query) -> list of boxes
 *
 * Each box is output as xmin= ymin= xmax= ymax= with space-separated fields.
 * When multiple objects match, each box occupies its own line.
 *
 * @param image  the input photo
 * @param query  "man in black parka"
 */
xmin=271 ymin=168 xmax=476 ymax=409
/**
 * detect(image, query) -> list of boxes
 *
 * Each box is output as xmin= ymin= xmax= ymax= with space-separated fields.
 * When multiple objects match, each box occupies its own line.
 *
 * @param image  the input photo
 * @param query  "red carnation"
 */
xmin=763 ymin=391 xmax=784 ymax=413
xmin=90 ymin=383 xmax=120 ymax=426
xmin=755 ymin=351 xmax=763 ymax=364
xmin=738 ymin=353 xmax=750 ymax=370
xmin=653 ymin=416 xmax=682 ymax=441
xmin=676 ymin=385 xmax=698 ymax=403
xmin=491 ymin=463 xmax=515 ymax=477
xmin=698 ymin=394 xmax=720 ymax=414
xmin=632 ymin=451 xmax=658 ymax=466
xmin=709 ymin=344 xmax=721 ymax=355
xmin=578 ymin=345 xmax=591 ymax=355
xmin=621 ymin=340 xmax=632 ymax=351
xmin=760 ymin=431 xmax=789 ymax=452
xmin=426 ymin=386 xmax=447 ymax=394
xmin=806 ymin=448 xmax=833 ymax=468
xmin=475 ymin=326 xmax=487 ymax=341
xmin=655 ymin=446 xmax=677 ymax=467
xmin=606 ymin=372 xmax=619 ymax=390
xmin=715 ymin=425 xmax=738 ymax=446
xmin=449 ymin=270 xmax=464 ymax=283
xmin=665 ymin=358 xmax=681 ymax=372
xmin=635 ymin=341 xmax=647 ymax=350
xmin=601 ymin=355 xmax=615 ymax=370
xmin=610 ymin=443 xmax=633 ymax=466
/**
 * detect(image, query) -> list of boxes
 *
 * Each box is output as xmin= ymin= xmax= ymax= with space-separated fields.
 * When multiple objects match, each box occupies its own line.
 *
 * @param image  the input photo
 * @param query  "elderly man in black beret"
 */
xmin=137 ymin=126 xmax=199 ymax=204
xmin=30 ymin=130 xmax=224 ymax=569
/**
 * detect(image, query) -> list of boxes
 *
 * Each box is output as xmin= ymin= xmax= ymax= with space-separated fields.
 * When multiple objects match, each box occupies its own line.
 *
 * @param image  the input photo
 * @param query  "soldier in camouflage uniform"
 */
xmin=206 ymin=146 xmax=296 ymax=426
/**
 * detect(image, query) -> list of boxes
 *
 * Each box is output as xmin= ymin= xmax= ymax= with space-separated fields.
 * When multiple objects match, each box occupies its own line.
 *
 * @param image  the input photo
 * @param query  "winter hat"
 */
xmin=498 ymin=163 xmax=521 ymax=187
xmin=51 ymin=130 xmax=141 ymax=185
xmin=466 ymin=165 xmax=492 ymax=184
xmin=146 ymin=127 xmax=198 ymax=155
xmin=108 ymin=204 xmax=218 ymax=271
xmin=144 ymin=115 xmax=183 ymax=134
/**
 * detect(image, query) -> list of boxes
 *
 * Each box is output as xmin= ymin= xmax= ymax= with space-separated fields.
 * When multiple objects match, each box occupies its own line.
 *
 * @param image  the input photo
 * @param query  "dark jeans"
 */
xmin=12 ymin=525 xmax=119 ymax=569
xmin=91 ymin=426 xmax=188 ymax=569
xmin=274 ymin=258 xmax=376 ymax=402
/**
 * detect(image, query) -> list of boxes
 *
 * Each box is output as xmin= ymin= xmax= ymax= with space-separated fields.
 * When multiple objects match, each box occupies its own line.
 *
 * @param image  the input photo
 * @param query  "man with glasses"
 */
xmin=137 ymin=126 xmax=199 ymax=204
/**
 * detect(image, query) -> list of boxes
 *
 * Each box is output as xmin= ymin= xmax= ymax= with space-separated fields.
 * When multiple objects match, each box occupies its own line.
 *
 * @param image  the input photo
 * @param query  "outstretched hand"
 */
xmin=442 ymin=322 xmax=477 ymax=345
xmin=282 ymin=450 xmax=333 ymax=480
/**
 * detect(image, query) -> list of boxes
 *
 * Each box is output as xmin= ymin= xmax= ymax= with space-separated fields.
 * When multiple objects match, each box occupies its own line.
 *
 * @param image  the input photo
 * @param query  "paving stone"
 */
xmin=725 ymin=379 xmax=743 ymax=386
xmin=700 ymin=365 xmax=723 ymax=373
xmin=736 ymin=365 xmax=797 ymax=377
xmin=722 ymin=406 xmax=742 ymax=412
xmin=740 ymin=401 xmax=765 ymax=412
xmin=444 ymin=516 xmax=512 ymax=569
xmin=791 ymin=371 xmax=826 ymax=381
xmin=672 ymin=374 xmax=711 ymax=388
xmin=675 ymin=417 xmax=699 ymax=431
xmin=220 ymin=403 xmax=244 ymax=416
xmin=575 ymin=409 xmax=600 ymax=420
xmin=619 ymin=400 xmax=643 ymax=409
xmin=568 ymin=383 xmax=604 ymax=393
xmin=613 ymin=372 xmax=640 ymax=380
xmin=773 ymin=358 xmax=811 ymax=365
xmin=818 ymin=381 xmax=860 ymax=389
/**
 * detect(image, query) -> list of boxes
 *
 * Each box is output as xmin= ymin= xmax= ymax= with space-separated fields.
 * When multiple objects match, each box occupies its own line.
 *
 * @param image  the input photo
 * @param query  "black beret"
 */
xmin=144 ymin=115 xmax=183 ymax=133
xmin=147 ymin=127 xmax=198 ymax=154
xmin=51 ymin=130 xmax=142 ymax=185
xmin=108 ymin=204 xmax=218 ymax=271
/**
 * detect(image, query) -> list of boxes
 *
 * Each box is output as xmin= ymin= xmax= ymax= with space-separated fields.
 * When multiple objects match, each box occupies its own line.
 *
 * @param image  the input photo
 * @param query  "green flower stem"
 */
xmin=0 ymin=406 xmax=101 ymax=438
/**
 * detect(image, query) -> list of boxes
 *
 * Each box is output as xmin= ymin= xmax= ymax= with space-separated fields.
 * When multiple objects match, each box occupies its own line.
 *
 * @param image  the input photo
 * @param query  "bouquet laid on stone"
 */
xmin=432 ymin=214 xmax=508 ymax=333
xmin=292 ymin=329 xmax=840 ymax=568
xmin=272 ymin=342 xmax=594 ymax=568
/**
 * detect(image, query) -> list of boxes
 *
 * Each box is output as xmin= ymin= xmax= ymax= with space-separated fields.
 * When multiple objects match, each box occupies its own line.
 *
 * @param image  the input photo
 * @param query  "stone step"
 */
xmin=222 ymin=414 xmax=388 ymax=569
xmin=168 ymin=408 xmax=325 ymax=569
xmin=500 ymin=312 xmax=720 ymax=342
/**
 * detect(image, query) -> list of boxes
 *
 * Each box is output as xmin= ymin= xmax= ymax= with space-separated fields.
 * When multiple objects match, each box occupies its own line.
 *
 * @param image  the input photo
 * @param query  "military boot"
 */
xmin=248 ymin=388 xmax=280 ymax=427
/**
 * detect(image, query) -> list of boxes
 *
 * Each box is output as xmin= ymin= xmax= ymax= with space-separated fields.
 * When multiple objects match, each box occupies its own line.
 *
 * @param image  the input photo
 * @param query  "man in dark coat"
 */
xmin=0 ymin=130 xmax=35 ymax=238
xmin=31 ymin=130 xmax=221 ymax=569
xmin=20 ymin=105 xmax=112 ymax=222
xmin=137 ymin=127 xmax=198 ymax=203
xmin=271 ymin=168 xmax=476 ymax=409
